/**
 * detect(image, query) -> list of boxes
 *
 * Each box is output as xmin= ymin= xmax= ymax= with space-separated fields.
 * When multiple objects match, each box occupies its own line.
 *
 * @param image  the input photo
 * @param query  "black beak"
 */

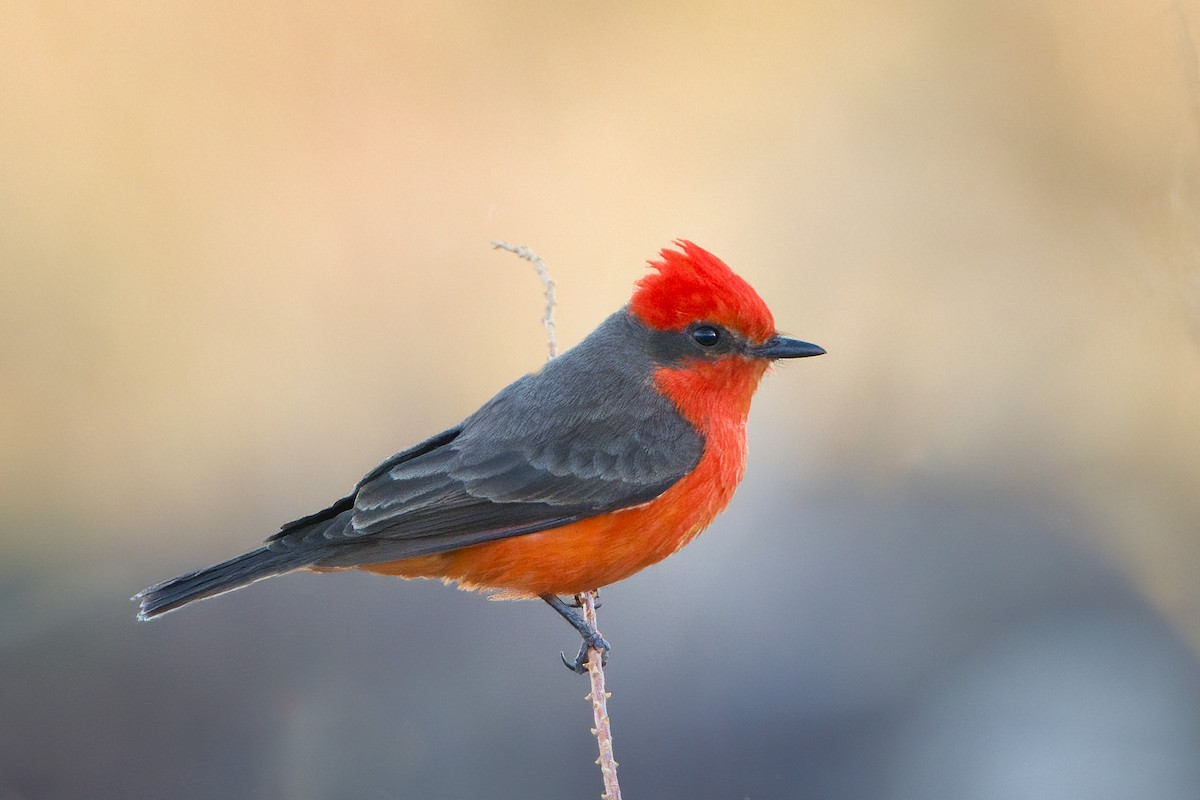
xmin=752 ymin=335 xmax=826 ymax=360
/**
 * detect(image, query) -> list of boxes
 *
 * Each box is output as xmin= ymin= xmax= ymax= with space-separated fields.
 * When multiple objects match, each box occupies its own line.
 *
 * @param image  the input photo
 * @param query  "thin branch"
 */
xmin=492 ymin=241 xmax=622 ymax=800
xmin=491 ymin=241 xmax=558 ymax=360
xmin=582 ymin=590 xmax=622 ymax=800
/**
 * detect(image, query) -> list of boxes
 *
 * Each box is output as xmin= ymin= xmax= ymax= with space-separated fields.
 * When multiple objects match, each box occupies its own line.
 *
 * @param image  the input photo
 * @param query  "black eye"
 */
xmin=691 ymin=326 xmax=720 ymax=347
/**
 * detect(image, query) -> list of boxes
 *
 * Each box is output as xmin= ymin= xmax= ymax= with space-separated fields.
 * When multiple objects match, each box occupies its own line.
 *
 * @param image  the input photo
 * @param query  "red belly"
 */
xmin=350 ymin=428 xmax=744 ymax=597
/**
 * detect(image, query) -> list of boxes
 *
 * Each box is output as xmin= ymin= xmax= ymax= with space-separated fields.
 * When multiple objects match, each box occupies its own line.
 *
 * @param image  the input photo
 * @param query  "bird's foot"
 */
xmin=559 ymin=631 xmax=611 ymax=674
xmin=542 ymin=592 xmax=611 ymax=675
xmin=567 ymin=590 xmax=601 ymax=610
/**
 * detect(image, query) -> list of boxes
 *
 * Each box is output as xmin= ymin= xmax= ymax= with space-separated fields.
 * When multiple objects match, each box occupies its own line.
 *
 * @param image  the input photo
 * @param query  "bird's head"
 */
xmin=630 ymin=240 xmax=824 ymax=366
xmin=627 ymin=240 xmax=824 ymax=423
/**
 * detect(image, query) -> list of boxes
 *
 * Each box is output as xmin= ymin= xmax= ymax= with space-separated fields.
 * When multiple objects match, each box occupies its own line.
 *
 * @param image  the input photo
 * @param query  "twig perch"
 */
xmin=492 ymin=240 xmax=623 ymax=800
xmin=581 ymin=590 xmax=621 ymax=800
xmin=492 ymin=241 xmax=558 ymax=361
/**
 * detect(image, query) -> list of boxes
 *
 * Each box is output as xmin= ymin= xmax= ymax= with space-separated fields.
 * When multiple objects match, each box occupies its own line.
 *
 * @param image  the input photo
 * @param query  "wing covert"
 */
xmin=270 ymin=311 xmax=705 ymax=564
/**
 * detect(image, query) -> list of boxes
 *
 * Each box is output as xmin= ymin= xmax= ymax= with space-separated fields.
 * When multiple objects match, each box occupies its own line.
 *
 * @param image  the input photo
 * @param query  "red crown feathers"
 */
xmin=629 ymin=241 xmax=775 ymax=343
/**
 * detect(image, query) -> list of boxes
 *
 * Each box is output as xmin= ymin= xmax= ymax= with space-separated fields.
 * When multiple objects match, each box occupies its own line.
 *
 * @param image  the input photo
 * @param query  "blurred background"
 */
xmin=3 ymin=1 xmax=1200 ymax=798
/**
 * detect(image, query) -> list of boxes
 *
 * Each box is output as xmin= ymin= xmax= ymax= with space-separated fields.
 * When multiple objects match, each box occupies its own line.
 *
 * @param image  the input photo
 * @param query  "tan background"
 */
xmin=3 ymin=2 xmax=1200 ymax=798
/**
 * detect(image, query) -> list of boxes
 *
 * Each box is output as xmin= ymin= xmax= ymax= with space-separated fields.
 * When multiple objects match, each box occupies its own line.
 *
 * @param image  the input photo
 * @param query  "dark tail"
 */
xmin=134 ymin=547 xmax=308 ymax=621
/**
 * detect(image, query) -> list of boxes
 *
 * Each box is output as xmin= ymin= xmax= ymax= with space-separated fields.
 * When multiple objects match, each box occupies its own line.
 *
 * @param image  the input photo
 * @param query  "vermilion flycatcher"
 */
xmin=135 ymin=241 xmax=824 ymax=671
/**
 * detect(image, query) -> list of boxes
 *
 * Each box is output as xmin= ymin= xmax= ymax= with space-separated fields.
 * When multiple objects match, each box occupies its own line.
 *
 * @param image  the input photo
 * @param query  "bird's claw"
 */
xmin=559 ymin=633 xmax=611 ymax=674
xmin=568 ymin=591 xmax=601 ymax=610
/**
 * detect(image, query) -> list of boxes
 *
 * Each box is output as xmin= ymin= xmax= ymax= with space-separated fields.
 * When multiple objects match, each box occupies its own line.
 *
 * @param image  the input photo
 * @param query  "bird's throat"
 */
xmin=652 ymin=358 xmax=767 ymax=433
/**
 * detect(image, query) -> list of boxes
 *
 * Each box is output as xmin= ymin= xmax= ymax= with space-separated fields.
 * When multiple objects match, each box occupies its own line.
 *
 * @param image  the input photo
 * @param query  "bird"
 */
xmin=134 ymin=240 xmax=825 ymax=672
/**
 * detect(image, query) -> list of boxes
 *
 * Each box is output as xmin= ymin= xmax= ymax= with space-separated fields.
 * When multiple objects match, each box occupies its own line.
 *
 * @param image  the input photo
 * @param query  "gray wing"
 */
xmin=266 ymin=311 xmax=705 ymax=566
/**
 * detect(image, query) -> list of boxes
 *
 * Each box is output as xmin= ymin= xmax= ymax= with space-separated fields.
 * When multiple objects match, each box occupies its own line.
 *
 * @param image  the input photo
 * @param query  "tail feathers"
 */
xmin=134 ymin=546 xmax=307 ymax=621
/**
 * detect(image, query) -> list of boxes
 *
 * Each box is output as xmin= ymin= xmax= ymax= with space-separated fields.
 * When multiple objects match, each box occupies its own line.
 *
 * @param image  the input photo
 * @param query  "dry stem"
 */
xmin=581 ymin=590 xmax=622 ymax=800
xmin=492 ymin=241 xmax=622 ymax=800
xmin=491 ymin=241 xmax=558 ymax=360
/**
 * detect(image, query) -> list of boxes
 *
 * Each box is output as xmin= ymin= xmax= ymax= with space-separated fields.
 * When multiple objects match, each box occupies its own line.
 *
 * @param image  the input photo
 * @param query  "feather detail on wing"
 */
xmin=265 ymin=311 xmax=705 ymax=567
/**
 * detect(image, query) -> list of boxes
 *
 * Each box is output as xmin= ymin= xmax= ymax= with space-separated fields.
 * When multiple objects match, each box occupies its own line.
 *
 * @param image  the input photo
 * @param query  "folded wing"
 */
xmin=266 ymin=311 xmax=705 ymax=566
